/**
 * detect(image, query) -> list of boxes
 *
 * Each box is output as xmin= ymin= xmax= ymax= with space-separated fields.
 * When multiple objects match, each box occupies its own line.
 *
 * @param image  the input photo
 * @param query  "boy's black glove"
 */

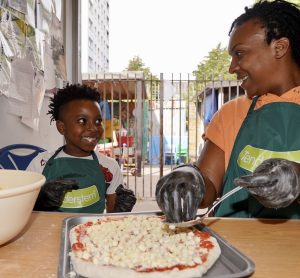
xmin=34 ymin=178 xmax=79 ymax=211
xmin=155 ymin=164 xmax=205 ymax=223
xmin=234 ymin=158 xmax=300 ymax=208
xmin=114 ymin=184 xmax=137 ymax=212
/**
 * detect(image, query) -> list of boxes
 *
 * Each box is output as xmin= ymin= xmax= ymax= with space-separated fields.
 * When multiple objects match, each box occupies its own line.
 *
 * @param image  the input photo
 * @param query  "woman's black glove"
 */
xmin=114 ymin=185 xmax=137 ymax=212
xmin=34 ymin=178 xmax=79 ymax=211
xmin=234 ymin=158 xmax=300 ymax=208
xmin=155 ymin=164 xmax=205 ymax=223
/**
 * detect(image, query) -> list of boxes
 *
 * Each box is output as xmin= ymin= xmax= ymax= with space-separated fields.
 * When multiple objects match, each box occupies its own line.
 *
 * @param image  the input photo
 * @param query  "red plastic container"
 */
xmin=117 ymin=136 xmax=134 ymax=146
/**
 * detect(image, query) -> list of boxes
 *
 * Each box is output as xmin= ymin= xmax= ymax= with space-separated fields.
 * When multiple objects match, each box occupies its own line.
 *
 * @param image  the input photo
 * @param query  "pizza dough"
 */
xmin=69 ymin=215 xmax=221 ymax=278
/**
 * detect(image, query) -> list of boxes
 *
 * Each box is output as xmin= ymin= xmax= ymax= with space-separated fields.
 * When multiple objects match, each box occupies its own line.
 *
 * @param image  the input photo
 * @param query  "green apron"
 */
xmin=215 ymin=97 xmax=300 ymax=218
xmin=42 ymin=146 xmax=106 ymax=213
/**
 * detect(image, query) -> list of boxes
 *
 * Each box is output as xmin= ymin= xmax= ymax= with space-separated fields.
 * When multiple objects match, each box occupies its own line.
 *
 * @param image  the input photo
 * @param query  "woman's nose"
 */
xmin=228 ymin=58 xmax=238 ymax=74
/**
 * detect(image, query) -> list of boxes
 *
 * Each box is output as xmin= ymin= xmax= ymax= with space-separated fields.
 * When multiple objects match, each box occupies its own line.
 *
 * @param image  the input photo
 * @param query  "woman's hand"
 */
xmin=155 ymin=165 xmax=205 ymax=223
xmin=234 ymin=158 xmax=300 ymax=208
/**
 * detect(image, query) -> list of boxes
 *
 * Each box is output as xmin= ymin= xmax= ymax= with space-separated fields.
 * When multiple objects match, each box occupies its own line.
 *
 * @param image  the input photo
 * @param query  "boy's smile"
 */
xmin=56 ymin=99 xmax=104 ymax=157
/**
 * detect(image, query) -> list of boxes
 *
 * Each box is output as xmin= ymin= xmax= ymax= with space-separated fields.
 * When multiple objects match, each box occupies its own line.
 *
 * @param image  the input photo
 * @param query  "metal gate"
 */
xmin=82 ymin=72 xmax=244 ymax=199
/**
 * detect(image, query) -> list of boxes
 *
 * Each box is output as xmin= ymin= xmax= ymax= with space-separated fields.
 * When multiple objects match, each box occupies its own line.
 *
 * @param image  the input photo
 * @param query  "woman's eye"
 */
xmin=235 ymin=50 xmax=243 ymax=58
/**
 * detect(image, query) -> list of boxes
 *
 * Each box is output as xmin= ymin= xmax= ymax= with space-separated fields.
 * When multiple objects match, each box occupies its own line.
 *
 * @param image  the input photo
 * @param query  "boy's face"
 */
xmin=56 ymin=99 xmax=104 ymax=156
xmin=228 ymin=19 xmax=289 ymax=97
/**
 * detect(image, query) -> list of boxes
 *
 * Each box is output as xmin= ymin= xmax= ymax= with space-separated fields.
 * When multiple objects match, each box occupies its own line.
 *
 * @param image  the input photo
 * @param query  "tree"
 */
xmin=125 ymin=56 xmax=159 ymax=100
xmin=125 ymin=56 xmax=152 ymax=80
xmin=192 ymin=43 xmax=234 ymax=82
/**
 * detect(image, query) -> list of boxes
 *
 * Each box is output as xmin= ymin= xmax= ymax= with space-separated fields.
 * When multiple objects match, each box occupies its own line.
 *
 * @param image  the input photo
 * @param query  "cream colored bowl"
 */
xmin=0 ymin=169 xmax=46 ymax=245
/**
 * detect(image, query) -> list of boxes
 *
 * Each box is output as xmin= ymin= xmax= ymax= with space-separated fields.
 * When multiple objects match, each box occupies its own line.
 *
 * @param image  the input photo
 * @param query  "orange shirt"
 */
xmin=204 ymin=86 xmax=300 ymax=171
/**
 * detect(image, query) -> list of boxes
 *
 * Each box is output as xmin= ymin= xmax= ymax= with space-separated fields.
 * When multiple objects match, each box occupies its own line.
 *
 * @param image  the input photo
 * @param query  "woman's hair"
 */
xmin=48 ymin=83 xmax=101 ymax=123
xmin=229 ymin=0 xmax=300 ymax=67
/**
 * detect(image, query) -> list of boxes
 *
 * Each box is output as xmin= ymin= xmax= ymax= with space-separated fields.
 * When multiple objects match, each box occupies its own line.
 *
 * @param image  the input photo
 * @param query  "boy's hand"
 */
xmin=114 ymin=185 xmax=136 ymax=212
xmin=34 ymin=178 xmax=79 ymax=210
xmin=234 ymin=158 xmax=300 ymax=208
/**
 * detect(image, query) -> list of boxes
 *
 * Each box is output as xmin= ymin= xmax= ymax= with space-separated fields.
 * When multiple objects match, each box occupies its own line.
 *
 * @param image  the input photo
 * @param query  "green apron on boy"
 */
xmin=42 ymin=147 xmax=106 ymax=213
xmin=215 ymin=97 xmax=300 ymax=218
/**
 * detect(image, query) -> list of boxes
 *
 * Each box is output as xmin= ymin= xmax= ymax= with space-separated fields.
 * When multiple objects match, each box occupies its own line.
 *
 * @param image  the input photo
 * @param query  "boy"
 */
xmin=28 ymin=84 xmax=135 ymax=213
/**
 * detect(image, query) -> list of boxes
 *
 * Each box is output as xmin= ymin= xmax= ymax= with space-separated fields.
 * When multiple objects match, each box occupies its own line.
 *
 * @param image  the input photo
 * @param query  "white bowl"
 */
xmin=0 ymin=169 xmax=46 ymax=245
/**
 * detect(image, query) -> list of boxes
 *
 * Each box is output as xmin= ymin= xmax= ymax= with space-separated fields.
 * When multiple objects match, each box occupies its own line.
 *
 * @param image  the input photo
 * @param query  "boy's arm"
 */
xmin=106 ymin=193 xmax=116 ymax=213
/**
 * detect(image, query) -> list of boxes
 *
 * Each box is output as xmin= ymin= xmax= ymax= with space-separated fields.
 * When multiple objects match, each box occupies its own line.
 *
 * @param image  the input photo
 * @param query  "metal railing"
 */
xmin=82 ymin=72 xmax=244 ymax=199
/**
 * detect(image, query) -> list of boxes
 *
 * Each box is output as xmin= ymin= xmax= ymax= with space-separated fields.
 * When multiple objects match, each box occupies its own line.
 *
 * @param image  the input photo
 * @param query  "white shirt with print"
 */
xmin=27 ymin=150 xmax=123 ymax=194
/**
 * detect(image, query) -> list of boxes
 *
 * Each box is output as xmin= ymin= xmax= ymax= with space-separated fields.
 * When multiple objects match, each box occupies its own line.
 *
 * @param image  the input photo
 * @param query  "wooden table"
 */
xmin=1 ymin=212 xmax=300 ymax=277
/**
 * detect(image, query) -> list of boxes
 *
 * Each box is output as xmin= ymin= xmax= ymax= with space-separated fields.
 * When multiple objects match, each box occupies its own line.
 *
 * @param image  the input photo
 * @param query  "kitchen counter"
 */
xmin=0 ymin=212 xmax=300 ymax=277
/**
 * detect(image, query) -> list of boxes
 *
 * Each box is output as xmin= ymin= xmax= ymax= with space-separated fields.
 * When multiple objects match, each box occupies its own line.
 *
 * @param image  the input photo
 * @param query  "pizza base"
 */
xmin=69 ymin=216 xmax=221 ymax=278
xmin=71 ymin=243 xmax=220 ymax=278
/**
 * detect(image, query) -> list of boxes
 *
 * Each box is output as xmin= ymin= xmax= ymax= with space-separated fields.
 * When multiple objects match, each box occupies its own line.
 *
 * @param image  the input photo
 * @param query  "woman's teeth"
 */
xmin=240 ymin=76 xmax=248 ymax=81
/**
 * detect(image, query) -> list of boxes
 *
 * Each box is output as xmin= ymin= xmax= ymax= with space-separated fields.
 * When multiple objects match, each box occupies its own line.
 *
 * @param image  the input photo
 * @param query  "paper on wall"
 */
xmin=0 ymin=29 xmax=14 ymax=58
xmin=7 ymin=0 xmax=27 ymax=14
xmin=7 ymin=57 xmax=34 ymax=117
xmin=44 ymin=41 xmax=56 ymax=90
xmin=31 ymin=70 xmax=45 ymax=118
xmin=20 ymin=71 xmax=45 ymax=130
xmin=0 ymin=53 xmax=11 ymax=96
xmin=0 ymin=8 xmax=26 ymax=59
xmin=36 ymin=0 xmax=52 ymax=35
xmin=26 ymin=28 xmax=45 ymax=72
xmin=8 ymin=58 xmax=46 ymax=130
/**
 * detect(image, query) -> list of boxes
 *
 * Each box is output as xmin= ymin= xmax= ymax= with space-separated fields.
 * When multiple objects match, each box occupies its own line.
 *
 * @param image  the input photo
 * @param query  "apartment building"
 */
xmin=81 ymin=0 xmax=110 ymax=73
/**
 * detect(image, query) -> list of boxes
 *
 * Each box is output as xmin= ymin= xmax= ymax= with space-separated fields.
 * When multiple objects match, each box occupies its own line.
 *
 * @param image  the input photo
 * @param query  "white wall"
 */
xmin=0 ymin=95 xmax=63 ymax=150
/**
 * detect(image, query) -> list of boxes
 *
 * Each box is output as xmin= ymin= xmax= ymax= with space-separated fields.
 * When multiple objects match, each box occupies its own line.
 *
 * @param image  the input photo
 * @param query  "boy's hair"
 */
xmin=48 ymin=83 xmax=101 ymax=123
xmin=229 ymin=0 xmax=300 ymax=67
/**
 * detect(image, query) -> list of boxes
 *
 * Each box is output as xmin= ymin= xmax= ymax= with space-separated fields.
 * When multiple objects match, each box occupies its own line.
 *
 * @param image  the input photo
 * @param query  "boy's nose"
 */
xmin=87 ymin=122 xmax=97 ymax=131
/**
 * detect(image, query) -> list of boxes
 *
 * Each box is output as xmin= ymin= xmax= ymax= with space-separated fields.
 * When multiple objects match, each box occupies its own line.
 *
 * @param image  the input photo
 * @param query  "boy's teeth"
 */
xmin=83 ymin=137 xmax=96 ymax=142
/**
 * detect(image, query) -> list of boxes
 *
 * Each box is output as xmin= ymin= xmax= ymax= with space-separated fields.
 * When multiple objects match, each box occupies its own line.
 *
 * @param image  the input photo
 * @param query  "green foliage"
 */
xmin=125 ymin=55 xmax=159 ymax=100
xmin=126 ymin=56 xmax=153 ymax=80
xmin=192 ymin=43 xmax=234 ymax=82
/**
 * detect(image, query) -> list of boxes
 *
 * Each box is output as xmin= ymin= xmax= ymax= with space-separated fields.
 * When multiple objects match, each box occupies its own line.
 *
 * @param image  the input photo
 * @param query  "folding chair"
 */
xmin=0 ymin=144 xmax=46 ymax=170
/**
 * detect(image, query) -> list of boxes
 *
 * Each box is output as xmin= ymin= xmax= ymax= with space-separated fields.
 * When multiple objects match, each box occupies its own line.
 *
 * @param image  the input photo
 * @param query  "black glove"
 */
xmin=114 ymin=184 xmax=137 ymax=212
xmin=155 ymin=164 xmax=205 ymax=223
xmin=34 ymin=178 xmax=79 ymax=211
xmin=234 ymin=158 xmax=300 ymax=208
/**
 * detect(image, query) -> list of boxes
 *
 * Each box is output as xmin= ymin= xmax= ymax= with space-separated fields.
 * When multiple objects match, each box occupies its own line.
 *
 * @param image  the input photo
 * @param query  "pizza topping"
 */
xmin=70 ymin=215 xmax=219 ymax=272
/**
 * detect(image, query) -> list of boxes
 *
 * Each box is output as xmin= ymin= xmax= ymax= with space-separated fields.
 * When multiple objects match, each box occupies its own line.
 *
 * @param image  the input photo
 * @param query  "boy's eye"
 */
xmin=78 ymin=118 xmax=87 ymax=124
xmin=95 ymin=118 xmax=102 ymax=125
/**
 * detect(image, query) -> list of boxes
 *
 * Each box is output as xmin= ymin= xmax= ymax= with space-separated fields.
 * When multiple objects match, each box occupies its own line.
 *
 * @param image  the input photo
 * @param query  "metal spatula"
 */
xmin=165 ymin=185 xmax=243 ymax=228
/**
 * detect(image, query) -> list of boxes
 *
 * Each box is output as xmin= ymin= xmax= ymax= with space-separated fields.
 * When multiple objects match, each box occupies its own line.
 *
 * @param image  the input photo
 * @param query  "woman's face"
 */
xmin=56 ymin=99 xmax=104 ymax=157
xmin=228 ymin=19 xmax=280 ymax=98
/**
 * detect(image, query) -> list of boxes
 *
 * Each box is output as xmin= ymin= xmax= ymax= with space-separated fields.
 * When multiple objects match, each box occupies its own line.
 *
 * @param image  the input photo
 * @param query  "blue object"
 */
xmin=0 ymin=144 xmax=46 ymax=170
xmin=203 ymin=88 xmax=218 ymax=125
xmin=100 ymin=100 xmax=111 ymax=120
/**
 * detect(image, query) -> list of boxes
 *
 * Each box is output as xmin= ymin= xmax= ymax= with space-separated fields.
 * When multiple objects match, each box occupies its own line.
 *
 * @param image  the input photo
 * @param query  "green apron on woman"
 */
xmin=215 ymin=97 xmax=300 ymax=218
xmin=42 ymin=147 xmax=106 ymax=213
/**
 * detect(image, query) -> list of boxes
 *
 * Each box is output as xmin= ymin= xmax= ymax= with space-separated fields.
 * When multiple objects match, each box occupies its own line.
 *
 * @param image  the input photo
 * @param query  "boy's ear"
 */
xmin=56 ymin=120 xmax=65 ymax=135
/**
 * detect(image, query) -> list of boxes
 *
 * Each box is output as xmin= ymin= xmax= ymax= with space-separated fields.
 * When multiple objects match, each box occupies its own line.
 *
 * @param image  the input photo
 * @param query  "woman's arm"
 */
xmin=197 ymin=140 xmax=226 ymax=208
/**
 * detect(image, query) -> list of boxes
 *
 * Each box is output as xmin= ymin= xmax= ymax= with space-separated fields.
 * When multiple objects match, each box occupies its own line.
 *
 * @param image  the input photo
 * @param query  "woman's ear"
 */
xmin=273 ymin=37 xmax=289 ymax=59
xmin=56 ymin=120 xmax=65 ymax=135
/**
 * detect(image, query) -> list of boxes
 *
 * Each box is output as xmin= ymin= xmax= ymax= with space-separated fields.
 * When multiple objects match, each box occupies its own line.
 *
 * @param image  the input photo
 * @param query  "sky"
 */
xmin=109 ymin=0 xmax=254 ymax=76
